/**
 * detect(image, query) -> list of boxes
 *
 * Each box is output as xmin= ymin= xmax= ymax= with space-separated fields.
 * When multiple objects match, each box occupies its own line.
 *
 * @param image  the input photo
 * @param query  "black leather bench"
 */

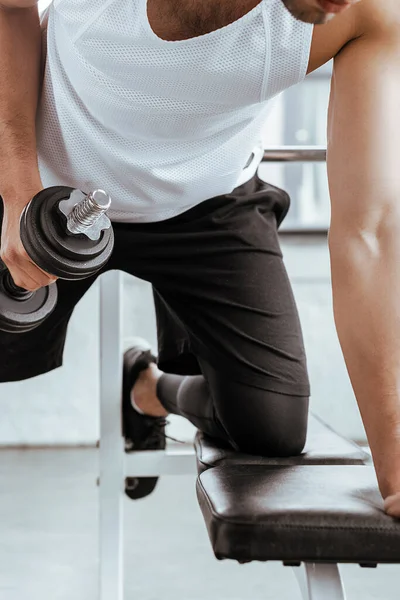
xmin=195 ymin=413 xmax=400 ymax=599
xmin=195 ymin=413 xmax=369 ymax=472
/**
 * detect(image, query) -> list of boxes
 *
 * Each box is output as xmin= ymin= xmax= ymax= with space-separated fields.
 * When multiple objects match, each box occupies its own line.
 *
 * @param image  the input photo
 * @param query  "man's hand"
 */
xmin=1 ymin=193 xmax=57 ymax=291
xmin=384 ymin=493 xmax=400 ymax=519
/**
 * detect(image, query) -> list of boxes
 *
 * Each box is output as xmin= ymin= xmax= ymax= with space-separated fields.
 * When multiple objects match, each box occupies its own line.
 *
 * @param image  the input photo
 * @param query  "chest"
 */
xmin=146 ymin=0 xmax=262 ymax=41
xmin=53 ymin=0 xmax=279 ymax=109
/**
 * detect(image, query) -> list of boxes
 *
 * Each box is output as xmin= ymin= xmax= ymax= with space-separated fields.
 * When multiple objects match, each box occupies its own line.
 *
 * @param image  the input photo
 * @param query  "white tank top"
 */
xmin=37 ymin=0 xmax=313 ymax=223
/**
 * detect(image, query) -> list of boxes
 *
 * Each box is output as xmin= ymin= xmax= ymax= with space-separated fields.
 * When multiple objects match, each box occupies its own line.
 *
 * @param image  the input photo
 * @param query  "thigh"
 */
xmin=145 ymin=175 xmax=310 ymax=398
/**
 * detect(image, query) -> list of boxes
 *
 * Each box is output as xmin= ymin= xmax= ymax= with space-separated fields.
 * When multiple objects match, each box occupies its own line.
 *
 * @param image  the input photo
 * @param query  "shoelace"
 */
xmin=144 ymin=417 xmax=186 ymax=446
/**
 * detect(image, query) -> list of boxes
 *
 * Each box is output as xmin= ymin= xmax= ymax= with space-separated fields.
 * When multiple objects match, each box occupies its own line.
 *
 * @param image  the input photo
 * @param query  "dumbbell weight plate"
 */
xmin=20 ymin=186 xmax=114 ymax=280
xmin=0 ymin=267 xmax=58 ymax=333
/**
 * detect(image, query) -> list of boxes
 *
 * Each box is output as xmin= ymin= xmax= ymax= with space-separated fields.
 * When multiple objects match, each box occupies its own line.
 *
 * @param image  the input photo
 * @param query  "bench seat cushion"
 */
xmin=196 ymin=465 xmax=400 ymax=564
xmin=195 ymin=414 xmax=369 ymax=474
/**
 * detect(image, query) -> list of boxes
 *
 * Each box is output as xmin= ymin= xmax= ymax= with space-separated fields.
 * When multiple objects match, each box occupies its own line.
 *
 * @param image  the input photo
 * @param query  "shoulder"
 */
xmin=352 ymin=0 xmax=400 ymax=37
xmin=307 ymin=0 xmax=398 ymax=75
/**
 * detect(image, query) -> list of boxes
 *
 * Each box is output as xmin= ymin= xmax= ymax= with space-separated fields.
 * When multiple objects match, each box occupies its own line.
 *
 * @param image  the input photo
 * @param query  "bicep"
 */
xmin=327 ymin=14 xmax=400 ymax=237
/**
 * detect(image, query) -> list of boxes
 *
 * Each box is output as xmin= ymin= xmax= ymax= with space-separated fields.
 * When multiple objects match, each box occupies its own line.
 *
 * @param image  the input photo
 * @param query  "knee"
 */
xmin=235 ymin=394 xmax=309 ymax=457
xmin=212 ymin=379 xmax=309 ymax=457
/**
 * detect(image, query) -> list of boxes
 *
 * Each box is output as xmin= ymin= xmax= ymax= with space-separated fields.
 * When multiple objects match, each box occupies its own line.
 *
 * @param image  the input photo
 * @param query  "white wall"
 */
xmin=38 ymin=0 xmax=51 ymax=11
xmin=284 ymin=237 xmax=365 ymax=442
xmin=0 ymin=284 xmax=100 ymax=446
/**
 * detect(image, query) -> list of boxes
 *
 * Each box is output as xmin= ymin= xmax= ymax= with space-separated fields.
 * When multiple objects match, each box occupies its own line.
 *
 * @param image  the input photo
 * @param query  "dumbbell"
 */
xmin=0 ymin=186 xmax=114 ymax=333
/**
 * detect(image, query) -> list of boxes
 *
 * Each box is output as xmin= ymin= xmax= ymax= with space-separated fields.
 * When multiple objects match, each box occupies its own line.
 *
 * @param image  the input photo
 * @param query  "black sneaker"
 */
xmin=123 ymin=341 xmax=167 ymax=500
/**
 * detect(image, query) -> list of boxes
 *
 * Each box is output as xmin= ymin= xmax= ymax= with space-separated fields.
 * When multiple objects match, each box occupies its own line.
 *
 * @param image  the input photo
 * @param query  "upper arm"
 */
xmin=0 ymin=0 xmax=38 ymax=8
xmin=327 ymin=0 xmax=400 ymax=238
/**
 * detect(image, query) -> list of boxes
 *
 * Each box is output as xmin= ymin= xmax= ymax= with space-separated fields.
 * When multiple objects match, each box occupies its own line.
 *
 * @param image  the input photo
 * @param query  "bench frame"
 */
xmin=99 ymin=271 xmax=197 ymax=600
xmin=98 ymin=270 xmax=349 ymax=600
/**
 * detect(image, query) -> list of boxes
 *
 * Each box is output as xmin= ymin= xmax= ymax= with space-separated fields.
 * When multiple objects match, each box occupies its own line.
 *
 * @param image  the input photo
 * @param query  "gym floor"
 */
xmin=0 ymin=447 xmax=398 ymax=600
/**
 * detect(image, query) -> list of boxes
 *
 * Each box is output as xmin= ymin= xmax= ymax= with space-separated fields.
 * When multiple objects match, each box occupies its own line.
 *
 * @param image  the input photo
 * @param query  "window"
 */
xmin=259 ymin=62 xmax=332 ymax=232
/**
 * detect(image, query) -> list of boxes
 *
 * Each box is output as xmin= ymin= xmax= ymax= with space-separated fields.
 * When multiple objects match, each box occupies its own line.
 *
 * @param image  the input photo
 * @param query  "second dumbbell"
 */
xmin=0 ymin=260 xmax=58 ymax=333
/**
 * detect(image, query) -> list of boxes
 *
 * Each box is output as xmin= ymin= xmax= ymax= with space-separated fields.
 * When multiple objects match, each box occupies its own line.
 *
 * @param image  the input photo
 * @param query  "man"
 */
xmin=0 ymin=0 xmax=400 ymax=515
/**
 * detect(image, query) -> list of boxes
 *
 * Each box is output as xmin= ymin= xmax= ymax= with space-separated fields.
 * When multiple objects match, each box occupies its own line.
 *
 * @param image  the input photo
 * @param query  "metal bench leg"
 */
xmin=99 ymin=271 xmax=125 ymax=600
xmin=293 ymin=563 xmax=347 ymax=600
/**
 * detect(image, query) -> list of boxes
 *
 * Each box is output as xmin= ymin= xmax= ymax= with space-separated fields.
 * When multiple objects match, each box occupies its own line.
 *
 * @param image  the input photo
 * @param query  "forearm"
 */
xmin=329 ymin=229 xmax=400 ymax=498
xmin=0 ymin=3 xmax=42 ymax=206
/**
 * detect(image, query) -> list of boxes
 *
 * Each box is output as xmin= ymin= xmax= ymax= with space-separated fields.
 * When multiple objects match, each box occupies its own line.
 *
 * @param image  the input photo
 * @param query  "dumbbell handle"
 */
xmin=0 ymin=259 xmax=34 ymax=300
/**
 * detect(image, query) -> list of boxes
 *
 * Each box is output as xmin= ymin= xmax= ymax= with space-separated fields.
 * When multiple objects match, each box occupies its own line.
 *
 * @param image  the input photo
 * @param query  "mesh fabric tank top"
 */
xmin=37 ymin=0 xmax=313 ymax=223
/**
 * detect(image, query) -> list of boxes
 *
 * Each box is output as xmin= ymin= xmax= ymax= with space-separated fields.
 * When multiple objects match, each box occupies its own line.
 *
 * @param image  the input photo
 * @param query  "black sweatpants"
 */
xmin=0 ymin=174 xmax=310 ymax=456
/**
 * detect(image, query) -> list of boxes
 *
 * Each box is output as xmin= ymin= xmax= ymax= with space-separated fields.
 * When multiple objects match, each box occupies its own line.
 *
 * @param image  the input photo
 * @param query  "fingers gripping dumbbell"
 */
xmin=0 ymin=186 xmax=114 ymax=333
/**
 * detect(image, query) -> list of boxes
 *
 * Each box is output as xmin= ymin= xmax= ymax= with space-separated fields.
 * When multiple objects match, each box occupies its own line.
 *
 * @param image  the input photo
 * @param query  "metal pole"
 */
xmin=293 ymin=563 xmax=347 ymax=600
xmin=262 ymin=146 xmax=326 ymax=162
xmin=99 ymin=271 xmax=125 ymax=600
